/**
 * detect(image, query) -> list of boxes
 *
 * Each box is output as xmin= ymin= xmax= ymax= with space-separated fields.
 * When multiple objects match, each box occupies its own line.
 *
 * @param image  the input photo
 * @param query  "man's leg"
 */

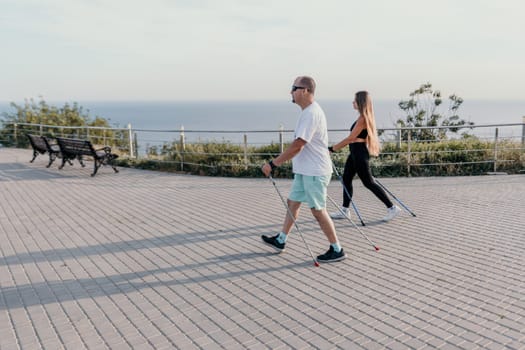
xmin=304 ymin=175 xmax=346 ymax=262
xmin=311 ymin=208 xmax=338 ymax=243
xmin=312 ymin=207 xmax=346 ymax=262
xmin=261 ymin=199 xmax=301 ymax=252
xmin=261 ymin=174 xmax=304 ymax=252
xmin=282 ymin=199 xmax=301 ymax=234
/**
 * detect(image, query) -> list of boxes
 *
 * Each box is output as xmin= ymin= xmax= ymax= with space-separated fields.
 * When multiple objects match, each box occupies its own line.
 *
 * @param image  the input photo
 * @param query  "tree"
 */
xmin=0 ymin=97 xmax=125 ymax=149
xmin=396 ymin=83 xmax=474 ymax=141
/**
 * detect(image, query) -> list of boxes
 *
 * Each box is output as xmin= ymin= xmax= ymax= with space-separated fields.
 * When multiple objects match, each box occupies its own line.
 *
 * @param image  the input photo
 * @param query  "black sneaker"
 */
xmin=261 ymin=234 xmax=285 ymax=253
xmin=317 ymin=246 xmax=347 ymax=263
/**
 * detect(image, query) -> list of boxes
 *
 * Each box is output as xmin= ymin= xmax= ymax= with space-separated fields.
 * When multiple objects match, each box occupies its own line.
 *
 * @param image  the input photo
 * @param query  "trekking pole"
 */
xmin=331 ymin=162 xmax=366 ymax=226
xmin=374 ymin=177 xmax=416 ymax=217
xmin=268 ymin=175 xmax=320 ymax=267
xmin=326 ymin=194 xmax=379 ymax=251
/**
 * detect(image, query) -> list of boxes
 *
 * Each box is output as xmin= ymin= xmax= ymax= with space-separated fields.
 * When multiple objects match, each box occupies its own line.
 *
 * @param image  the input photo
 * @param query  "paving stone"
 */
xmin=0 ymin=148 xmax=523 ymax=349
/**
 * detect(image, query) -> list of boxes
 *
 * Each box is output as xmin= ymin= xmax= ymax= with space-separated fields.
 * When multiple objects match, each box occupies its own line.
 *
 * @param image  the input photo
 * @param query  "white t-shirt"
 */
xmin=292 ymin=101 xmax=332 ymax=176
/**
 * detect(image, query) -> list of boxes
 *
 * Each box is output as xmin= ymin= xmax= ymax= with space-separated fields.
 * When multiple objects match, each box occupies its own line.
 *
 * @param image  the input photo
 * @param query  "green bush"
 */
xmin=371 ymin=139 xmax=523 ymax=176
xmin=123 ymin=141 xmax=295 ymax=178
xmin=120 ymin=138 xmax=523 ymax=177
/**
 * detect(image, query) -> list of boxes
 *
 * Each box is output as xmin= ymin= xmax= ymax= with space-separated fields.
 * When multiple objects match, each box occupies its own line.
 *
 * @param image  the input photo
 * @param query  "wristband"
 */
xmin=269 ymin=160 xmax=277 ymax=170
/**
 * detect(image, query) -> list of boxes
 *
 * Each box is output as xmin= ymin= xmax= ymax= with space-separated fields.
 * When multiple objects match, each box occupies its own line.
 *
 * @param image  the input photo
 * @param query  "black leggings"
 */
xmin=341 ymin=143 xmax=393 ymax=208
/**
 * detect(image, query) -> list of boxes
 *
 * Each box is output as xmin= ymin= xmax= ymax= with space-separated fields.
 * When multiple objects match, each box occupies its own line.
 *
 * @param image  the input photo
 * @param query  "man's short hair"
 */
xmin=297 ymin=76 xmax=316 ymax=94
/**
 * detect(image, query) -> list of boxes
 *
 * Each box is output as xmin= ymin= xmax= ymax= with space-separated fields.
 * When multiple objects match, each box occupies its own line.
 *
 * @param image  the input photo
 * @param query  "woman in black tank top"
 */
xmin=351 ymin=120 xmax=368 ymax=139
xmin=328 ymin=91 xmax=401 ymax=222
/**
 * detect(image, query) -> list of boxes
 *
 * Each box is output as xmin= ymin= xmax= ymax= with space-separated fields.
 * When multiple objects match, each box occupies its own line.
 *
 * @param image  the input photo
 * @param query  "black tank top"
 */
xmin=350 ymin=121 xmax=368 ymax=139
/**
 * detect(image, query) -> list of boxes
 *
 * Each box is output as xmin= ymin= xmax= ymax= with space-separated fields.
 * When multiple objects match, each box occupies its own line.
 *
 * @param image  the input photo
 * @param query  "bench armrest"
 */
xmin=96 ymin=146 xmax=112 ymax=154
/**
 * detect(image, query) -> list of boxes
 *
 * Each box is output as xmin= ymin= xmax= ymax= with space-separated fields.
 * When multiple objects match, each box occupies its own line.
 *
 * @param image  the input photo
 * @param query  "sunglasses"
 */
xmin=291 ymin=85 xmax=307 ymax=92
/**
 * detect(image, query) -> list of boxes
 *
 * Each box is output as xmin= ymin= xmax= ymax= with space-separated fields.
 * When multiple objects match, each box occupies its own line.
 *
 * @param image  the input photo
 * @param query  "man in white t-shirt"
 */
xmin=261 ymin=76 xmax=346 ymax=263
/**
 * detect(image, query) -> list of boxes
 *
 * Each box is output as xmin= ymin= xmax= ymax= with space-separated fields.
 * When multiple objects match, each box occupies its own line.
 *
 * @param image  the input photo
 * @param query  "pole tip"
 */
xmin=374 ymin=246 xmax=380 ymax=251
xmin=314 ymin=261 xmax=320 ymax=267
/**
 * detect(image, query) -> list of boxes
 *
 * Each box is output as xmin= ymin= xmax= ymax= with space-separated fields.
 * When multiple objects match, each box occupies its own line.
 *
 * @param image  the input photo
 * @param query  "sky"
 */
xmin=1 ymin=0 xmax=524 ymax=102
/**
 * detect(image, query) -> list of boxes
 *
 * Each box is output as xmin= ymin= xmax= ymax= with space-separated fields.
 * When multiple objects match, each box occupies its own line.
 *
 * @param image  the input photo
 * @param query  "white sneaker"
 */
xmin=383 ymin=205 xmax=401 ymax=222
xmin=330 ymin=207 xmax=350 ymax=220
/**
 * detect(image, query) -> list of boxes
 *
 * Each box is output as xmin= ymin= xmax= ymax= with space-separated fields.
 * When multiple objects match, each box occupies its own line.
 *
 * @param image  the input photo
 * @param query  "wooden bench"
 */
xmin=56 ymin=137 xmax=119 ymax=176
xmin=27 ymin=134 xmax=62 ymax=168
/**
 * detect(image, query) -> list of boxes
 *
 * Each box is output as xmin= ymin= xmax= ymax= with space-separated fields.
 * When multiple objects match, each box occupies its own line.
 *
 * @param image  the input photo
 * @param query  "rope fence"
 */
xmin=1 ymin=119 xmax=524 ymax=176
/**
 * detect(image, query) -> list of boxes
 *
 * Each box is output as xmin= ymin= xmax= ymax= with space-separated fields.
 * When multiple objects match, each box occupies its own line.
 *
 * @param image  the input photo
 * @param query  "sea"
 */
xmin=1 ymin=99 xmax=524 ymax=151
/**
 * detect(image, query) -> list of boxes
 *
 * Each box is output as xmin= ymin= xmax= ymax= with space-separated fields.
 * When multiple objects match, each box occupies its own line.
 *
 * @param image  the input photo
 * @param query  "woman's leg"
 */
xmin=354 ymin=146 xmax=393 ymax=208
xmin=342 ymin=154 xmax=357 ymax=208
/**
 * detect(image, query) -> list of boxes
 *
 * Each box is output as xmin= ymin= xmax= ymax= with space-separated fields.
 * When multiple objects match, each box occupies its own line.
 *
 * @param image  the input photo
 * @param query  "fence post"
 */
xmin=14 ymin=123 xmax=18 ymax=145
xmin=279 ymin=124 xmax=284 ymax=153
xmin=396 ymin=128 xmax=401 ymax=150
xmin=521 ymin=116 xmax=525 ymax=148
xmin=522 ymin=116 xmax=525 ymax=147
xmin=127 ymin=123 xmax=134 ymax=158
xmin=39 ymin=124 xmax=43 ymax=135
xmin=407 ymin=129 xmax=411 ymax=176
xmin=133 ymin=132 xmax=138 ymax=159
xmin=243 ymin=134 xmax=248 ymax=170
xmin=180 ymin=125 xmax=185 ymax=171
xmin=494 ymin=127 xmax=499 ymax=172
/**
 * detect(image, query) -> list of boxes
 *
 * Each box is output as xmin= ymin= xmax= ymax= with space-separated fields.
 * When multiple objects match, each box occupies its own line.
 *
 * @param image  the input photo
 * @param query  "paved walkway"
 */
xmin=0 ymin=148 xmax=524 ymax=350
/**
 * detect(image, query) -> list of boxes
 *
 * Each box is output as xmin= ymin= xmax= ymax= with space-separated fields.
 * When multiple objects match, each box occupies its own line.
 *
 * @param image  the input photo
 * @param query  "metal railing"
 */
xmin=1 ymin=119 xmax=524 ymax=176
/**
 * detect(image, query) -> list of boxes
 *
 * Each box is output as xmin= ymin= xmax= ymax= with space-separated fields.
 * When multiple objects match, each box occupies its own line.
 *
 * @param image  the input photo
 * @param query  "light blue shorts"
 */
xmin=288 ymin=174 xmax=331 ymax=210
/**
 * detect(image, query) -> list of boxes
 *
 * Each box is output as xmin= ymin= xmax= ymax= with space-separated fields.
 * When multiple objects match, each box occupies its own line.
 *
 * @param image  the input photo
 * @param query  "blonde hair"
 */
xmin=355 ymin=91 xmax=380 ymax=156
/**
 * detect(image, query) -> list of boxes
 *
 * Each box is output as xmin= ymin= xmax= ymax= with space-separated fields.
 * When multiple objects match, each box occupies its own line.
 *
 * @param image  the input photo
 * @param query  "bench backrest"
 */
xmin=42 ymin=136 xmax=57 ymax=148
xmin=56 ymin=137 xmax=96 ymax=157
xmin=27 ymin=134 xmax=47 ymax=153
